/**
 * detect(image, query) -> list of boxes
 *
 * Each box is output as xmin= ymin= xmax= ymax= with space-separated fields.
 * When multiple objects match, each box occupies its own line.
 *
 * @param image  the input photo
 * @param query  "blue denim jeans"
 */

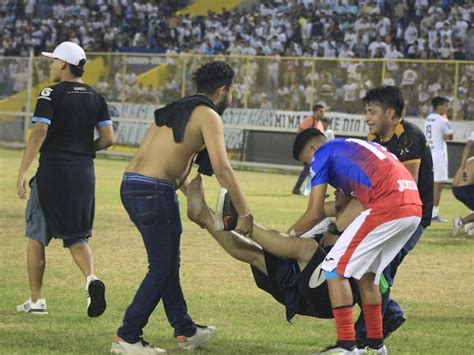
xmin=117 ymin=173 xmax=196 ymax=343
xmin=355 ymin=224 xmax=425 ymax=339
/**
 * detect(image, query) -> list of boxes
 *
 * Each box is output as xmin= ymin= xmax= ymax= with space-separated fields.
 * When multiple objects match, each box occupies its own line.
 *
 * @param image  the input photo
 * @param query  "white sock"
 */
xmin=432 ymin=206 xmax=439 ymax=217
xmin=86 ymin=274 xmax=98 ymax=288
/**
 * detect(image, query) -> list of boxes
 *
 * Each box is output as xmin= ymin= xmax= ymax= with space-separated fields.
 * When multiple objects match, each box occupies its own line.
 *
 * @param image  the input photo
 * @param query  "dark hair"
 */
xmin=362 ymin=86 xmax=404 ymax=118
xmin=68 ymin=59 xmax=86 ymax=78
xmin=312 ymin=103 xmax=325 ymax=111
xmin=292 ymin=128 xmax=326 ymax=161
xmin=192 ymin=61 xmax=235 ymax=94
xmin=431 ymin=96 xmax=449 ymax=109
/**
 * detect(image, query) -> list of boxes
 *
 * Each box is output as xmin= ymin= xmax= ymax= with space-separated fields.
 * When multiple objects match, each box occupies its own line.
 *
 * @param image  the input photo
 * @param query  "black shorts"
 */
xmin=251 ymin=235 xmax=358 ymax=321
xmin=452 ymin=185 xmax=474 ymax=210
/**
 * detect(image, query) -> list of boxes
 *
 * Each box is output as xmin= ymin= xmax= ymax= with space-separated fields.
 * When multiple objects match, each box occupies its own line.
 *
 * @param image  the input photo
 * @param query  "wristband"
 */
xmin=327 ymin=223 xmax=343 ymax=236
xmin=239 ymin=211 xmax=251 ymax=218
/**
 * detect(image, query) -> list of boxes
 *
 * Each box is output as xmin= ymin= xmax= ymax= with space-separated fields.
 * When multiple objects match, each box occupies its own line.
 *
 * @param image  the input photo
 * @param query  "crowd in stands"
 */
xmin=0 ymin=0 xmax=473 ymax=119
xmin=1 ymin=0 xmax=473 ymax=60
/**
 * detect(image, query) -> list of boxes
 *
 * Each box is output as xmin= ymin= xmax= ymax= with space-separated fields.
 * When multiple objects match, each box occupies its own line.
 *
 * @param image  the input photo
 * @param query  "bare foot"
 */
xmin=186 ymin=174 xmax=213 ymax=229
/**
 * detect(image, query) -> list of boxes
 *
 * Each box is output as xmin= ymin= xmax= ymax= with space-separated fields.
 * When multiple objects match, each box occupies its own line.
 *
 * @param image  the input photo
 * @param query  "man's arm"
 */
xmin=199 ymin=107 xmax=252 ymax=235
xmin=17 ymin=123 xmax=48 ymax=199
xmin=461 ymin=139 xmax=473 ymax=170
xmin=443 ymin=133 xmax=453 ymax=141
xmin=94 ymin=125 xmax=115 ymax=151
xmin=289 ymin=183 xmax=327 ymax=236
xmin=324 ymin=200 xmax=337 ymax=217
xmin=402 ymin=160 xmax=420 ymax=183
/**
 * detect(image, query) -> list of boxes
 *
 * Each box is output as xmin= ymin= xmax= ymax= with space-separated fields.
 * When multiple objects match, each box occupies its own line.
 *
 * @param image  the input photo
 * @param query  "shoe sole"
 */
xmin=88 ymin=280 xmax=106 ymax=317
xmin=17 ymin=309 xmax=48 ymax=315
xmin=214 ymin=188 xmax=227 ymax=231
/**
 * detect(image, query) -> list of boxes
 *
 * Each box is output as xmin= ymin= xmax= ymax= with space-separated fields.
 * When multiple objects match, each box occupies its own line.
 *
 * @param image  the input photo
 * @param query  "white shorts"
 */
xmin=322 ymin=205 xmax=421 ymax=284
xmin=432 ymin=156 xmax=448 ymax=182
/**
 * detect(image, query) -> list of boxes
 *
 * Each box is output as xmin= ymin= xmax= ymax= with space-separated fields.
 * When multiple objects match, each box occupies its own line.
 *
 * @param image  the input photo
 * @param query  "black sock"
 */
xmin=336 ymin=340 xmax=356 ymax=350
xmin=367 ymin=338 xmax=383 ymax=349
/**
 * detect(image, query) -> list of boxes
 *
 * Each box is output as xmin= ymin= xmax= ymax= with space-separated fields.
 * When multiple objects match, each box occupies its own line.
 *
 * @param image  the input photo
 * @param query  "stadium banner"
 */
xmin=108 ymin=103 xmax=471 ymax=149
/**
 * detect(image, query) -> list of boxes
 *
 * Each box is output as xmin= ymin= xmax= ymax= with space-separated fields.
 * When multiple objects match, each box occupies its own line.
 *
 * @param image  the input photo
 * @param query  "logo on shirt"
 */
xmin=398 ymin=137 xmax=413 ymax=158
xmin=39 ymin=87 xmax=53 ymax=101
xmin=74 ymin=87 xmax=87 ymax=91
xmin=308 ymin=263 xmax=326 ymax=289
xmin=397 ymin=180 xmax=418 ymax=192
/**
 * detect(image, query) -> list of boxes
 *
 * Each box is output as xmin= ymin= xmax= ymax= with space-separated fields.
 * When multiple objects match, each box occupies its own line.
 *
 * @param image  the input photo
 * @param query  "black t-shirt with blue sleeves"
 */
xmin=33 ymin=81 xmax=112 ymax=158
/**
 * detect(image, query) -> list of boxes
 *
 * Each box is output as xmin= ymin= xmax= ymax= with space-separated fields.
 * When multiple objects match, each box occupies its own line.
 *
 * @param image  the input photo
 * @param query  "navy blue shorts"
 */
xmin=452 ymin=185 xmax=474 ymax=210
xmin=25 ymin=178 xmax=89 ymax=248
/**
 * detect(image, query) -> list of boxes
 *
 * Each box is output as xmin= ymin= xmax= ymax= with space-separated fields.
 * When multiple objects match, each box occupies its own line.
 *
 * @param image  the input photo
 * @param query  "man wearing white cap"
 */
xmin=16 ymin=41 xmax=115 ymax=317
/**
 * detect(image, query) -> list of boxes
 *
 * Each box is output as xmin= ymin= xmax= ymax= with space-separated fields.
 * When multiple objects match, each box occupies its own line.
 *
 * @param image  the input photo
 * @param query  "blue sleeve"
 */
xmin=32 ymin=87 xmax=54 ymax=125
xmin=310 ymin=146 xmax=331 ymax=187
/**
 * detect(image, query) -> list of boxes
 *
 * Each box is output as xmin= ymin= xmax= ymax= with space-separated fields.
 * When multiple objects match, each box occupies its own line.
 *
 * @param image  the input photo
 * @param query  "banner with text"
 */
xmin=108 ymin=103 xmax=471 ymax=149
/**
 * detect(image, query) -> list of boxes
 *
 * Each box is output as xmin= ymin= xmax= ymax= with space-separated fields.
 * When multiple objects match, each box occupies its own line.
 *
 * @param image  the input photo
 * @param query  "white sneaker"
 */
xmin=452 ymin=216 xmax=463 ymax=237
xmin=464 ymin=222 xmax=473 ymax=233
xmin=85 ymin=277 xmax=106 ymax=317
xmin=111 ymin=336 xmax=167 ymax=354
xmin=16 ymin=298 xmax=48 ymax=315
xmin=177 ymin=325 xmax=216 ymax=351
xmin=364 ymin=345 xmax=388 ymax=354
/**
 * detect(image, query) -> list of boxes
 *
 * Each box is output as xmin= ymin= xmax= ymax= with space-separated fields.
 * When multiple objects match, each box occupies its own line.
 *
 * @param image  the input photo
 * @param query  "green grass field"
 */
xmin=0 ymin=148 xmax=472 ymax=354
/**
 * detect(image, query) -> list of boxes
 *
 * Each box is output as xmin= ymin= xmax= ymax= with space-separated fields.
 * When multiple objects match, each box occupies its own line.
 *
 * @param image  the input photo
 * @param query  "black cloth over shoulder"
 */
xmin=154 ymin=94 xmax=220 ymax=176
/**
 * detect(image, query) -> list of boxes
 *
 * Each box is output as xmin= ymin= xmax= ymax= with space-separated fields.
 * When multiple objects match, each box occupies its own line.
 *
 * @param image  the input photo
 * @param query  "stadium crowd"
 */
xmin=0 ymin=0 xmax=473 ymax=119
xmin=1 ymin=0 xmax=473 ymax=60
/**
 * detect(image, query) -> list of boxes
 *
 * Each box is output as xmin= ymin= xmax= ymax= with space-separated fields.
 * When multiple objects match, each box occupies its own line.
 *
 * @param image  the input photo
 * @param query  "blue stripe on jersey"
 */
xmin=330 ymin=157 xmax=373 ymax=189
xmin=97 ymin=120 xmax=112 ymax=127
xmin=32 ymin=117 xmax=51 ymax=125
xmin=310 ymin=139 xmax=374 ymax=191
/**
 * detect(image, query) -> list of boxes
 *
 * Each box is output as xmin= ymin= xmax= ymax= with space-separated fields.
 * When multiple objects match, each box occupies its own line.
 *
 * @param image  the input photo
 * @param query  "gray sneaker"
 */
xmin=177 ymin=325 xmax=216 ymax=351
xmin=111 ymin=336 xmax=167 ymax=354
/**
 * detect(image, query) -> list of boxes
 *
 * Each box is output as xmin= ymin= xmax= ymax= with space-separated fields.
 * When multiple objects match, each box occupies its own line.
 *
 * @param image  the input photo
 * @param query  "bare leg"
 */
xmin=462 ymin=213 xmax=474 ymax=225
xmin=28 ymin=239 xmax=45 ymax=301
xmin=433 ymin=182 xmax=443 ymax=212
xmin=357 ymin=273 xmax=381 ymax=305
xmin=327 ymin=277 xmax=354 ymax=307
xmin=68 ymin=242 xmax=95 ymax=278
xmin=251 ymin=224 xmax=316 ymax=265
xmin=187 ymin=175 xmax=320 ymax=268
xmin=187 ymin=175 xmax=266 ymax=273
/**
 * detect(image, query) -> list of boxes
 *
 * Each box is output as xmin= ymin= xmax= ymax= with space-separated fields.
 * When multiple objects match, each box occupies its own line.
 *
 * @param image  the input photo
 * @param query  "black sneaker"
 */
xmin=383 ymin=315 xmax=406 ymax=338
xmin=214 ymin=188 xmax=238 ymax=231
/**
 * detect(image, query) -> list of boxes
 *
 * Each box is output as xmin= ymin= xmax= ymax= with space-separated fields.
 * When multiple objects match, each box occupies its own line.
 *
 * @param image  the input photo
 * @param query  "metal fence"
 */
xmin=1 ymin=53 xmax=473 ymax=143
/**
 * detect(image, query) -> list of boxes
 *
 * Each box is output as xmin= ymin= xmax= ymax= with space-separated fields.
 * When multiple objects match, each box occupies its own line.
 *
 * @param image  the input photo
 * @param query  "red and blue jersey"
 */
xmin=309 ymin=139 xmax=422 ymax=209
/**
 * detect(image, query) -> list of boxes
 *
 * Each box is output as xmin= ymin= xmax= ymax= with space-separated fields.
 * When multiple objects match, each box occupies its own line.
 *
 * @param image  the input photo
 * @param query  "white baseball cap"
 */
xmin=42 ymin=41 xmax=87 ymax=66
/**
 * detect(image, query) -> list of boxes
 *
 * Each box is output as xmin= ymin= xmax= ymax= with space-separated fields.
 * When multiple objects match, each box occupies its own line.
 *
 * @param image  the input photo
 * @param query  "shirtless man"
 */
xmin=111 ymin=62 xmax=252 ymax=354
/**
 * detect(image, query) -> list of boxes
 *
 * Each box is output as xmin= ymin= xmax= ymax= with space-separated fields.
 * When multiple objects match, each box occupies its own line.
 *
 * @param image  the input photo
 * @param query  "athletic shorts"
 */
xmin=322 ymin=205 xmax=421 ymax=284
xmin=452 ymin=185 xmax=474 ymax=210
xmin=432 ymin=157 xmax=448 ymax=182
xmin=250 ymin=234 xmax=357 ymax=321
xmin=25 ymin=178 xmax=89 ymax=248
